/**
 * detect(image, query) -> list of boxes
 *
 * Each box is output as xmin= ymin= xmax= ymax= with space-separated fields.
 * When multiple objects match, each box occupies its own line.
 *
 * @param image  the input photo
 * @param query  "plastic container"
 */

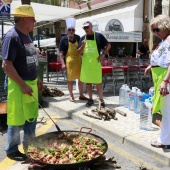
xmin=139 ymin=99 xmax=152 ymax=130
xmin=149 ymin=87 xmax=154 ymax=97
xmin=124 ymin=86 xmax=131 ymax=108
xmin=134 ymin=89 xmax=142 ymax=114
xmin=119 ymin=84 xmax=126 ymax=106
xmin=128 ymin=87 xmax=136 ymax=111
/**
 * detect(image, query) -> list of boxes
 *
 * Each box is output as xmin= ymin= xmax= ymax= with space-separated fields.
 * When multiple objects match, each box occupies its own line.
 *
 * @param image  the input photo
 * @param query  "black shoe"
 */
xmin=7 ymin=151 xmax=27 ymax=161
xmin=100 ymin=99 xmax=105 ymax=108
xmin=86 ymin=99 xmax=94 ymax=107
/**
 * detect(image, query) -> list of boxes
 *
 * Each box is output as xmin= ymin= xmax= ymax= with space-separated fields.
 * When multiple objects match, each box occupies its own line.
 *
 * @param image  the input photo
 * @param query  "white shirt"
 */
xmin=150 ymin=36 xmax=170 ymax=68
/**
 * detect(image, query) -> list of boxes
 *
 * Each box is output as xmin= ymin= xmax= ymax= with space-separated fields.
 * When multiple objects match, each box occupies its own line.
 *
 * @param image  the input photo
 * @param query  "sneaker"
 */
xmin=7 ymin=151 xmax=27 ymax=161
xmin=100 ymin=99 xmax=105 ymax=108
xmin=86 ymin=99 xmax=94 ymax=107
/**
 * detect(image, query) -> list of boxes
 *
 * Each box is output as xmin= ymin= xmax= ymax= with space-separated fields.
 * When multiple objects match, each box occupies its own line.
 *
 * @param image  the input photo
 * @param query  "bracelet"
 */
xmin=163 ymin=79 xmax=170 ymax=83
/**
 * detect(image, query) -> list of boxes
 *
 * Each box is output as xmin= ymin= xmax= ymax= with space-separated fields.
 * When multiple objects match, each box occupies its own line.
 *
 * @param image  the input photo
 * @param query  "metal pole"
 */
xmin=37 ymin=27 xmax=40 ymax=48
xmin=2 ymin=21 xmax=4 ymax=41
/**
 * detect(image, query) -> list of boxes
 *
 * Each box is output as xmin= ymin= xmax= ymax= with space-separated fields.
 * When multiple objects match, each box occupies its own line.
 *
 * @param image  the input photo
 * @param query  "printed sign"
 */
xmin=102 ymin=31 xmax=142 ymax=42
xmin=105 ymin=19 xmax=124 ymax=32
xmin=0 ymin=0 xmax=11 ymax=18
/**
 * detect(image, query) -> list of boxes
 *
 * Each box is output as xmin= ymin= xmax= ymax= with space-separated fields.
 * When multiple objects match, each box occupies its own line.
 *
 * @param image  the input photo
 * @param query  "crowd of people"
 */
xmin=1 ymin=4 xmax=170 ymax=162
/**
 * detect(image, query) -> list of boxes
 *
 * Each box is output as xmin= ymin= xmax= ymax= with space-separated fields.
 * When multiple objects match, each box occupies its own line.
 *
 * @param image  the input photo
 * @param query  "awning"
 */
xmin=75 ymin=0 xmax=143 ymax=37
xmin=1 ymin=2 xmax=82 ymax=39
xmin=11 ymin=1 xmax=82 ymax=23
xmin=33 ymin=38 xmax=56 ymax=48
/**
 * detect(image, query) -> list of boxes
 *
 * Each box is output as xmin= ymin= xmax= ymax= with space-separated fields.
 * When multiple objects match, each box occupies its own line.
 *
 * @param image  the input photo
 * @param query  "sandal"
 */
xmin=151 ymin=140 xmax=164 ymax=148
xmin=69 ymin=97 xmax=75 ymax=102
xmin=79 ymin=96 xmax=89 ymax=100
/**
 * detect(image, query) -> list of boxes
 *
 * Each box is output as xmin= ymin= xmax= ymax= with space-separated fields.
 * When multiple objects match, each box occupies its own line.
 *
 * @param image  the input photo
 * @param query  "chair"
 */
xmin=49 ymin=61 xmax=66 ymax=82
xmin=0 ymin=81 xmax=7 ymax=103
xmin=127 ymin=59 xmax=140 ymax=88
xmin=139 ymin=59 xmax=150 ymax=66
xmin=102 ymin=59 xmax=113 ymax=90
xmin=139 ymin=66 xmax=153 ymax=91
xmin=112 ymin=59 xmax=126 ymax=95
xmin=112 ymin=66 xmax=126 ymax=95
xmin=49 ymin=62 xmax=58 ymax=81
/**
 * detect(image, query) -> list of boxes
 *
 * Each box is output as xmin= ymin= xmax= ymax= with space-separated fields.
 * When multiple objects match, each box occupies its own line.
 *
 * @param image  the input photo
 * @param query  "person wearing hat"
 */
xmin=59 ymin=18 xmax=88 ymax=102
xmin=78 ymin=21 xmax=111 ymax=107
xmin=1 ymin=4 xmax=43 ymax=161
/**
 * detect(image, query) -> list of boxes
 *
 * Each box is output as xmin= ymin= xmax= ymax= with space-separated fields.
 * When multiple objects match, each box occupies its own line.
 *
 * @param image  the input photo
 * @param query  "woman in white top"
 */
xmin=145 ymin=15 xmax=170 ymax=149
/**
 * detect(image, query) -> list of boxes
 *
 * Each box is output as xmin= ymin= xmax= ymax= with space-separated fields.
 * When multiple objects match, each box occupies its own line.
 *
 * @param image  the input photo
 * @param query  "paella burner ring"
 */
xmin=28 ymin=165 xmax=92 ymax=170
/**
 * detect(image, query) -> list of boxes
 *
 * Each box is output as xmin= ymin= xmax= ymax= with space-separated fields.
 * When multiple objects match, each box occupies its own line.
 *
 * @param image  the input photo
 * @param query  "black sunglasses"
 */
xmin=153 ymin=28 xmax=160 ymax=33
xmin=68 ymin=29 xmax=75 ymax=32
xmin=83 ymin=26 xmax=89 ymax=30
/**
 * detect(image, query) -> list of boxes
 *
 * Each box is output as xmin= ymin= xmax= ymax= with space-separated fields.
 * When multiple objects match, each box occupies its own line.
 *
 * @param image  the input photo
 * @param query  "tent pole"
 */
xmin=37 ymin=27 xmax=40 ymax=48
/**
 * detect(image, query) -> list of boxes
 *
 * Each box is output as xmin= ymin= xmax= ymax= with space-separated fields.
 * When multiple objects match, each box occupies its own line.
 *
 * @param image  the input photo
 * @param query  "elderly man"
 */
xmin=1 ymin=5 xmax=43 ymax=161
xmin=78 ymin=21 xmax=111 ymax=107
xmin=59 ymin=18 xmax=88 ymax=102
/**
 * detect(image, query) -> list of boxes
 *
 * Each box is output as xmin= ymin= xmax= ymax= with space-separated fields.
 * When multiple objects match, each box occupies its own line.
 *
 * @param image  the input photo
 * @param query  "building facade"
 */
xmin=71 ymin=0 xmax=145 ymax=57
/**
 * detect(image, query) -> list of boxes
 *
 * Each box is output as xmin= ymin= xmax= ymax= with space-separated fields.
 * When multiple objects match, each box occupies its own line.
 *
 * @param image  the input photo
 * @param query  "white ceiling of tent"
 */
xmin=11 ymin=1 xmax=82 ymax=22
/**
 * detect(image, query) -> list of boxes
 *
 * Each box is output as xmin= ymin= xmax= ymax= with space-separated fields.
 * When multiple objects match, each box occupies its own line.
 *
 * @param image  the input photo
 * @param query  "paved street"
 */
xmin=0 ymin=74 xmax=170 ymax=170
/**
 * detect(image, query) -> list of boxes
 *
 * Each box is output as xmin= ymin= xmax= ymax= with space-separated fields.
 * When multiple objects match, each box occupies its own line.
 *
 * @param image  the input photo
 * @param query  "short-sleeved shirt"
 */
xmin=138 ymin=44 xmax=149 ymax=54
xmin=78 ymin=32 xmax=109 ymax=54
xmin=2 ymin=27 xmax=39 ymax=80
xmin=59 ymin=34 xmax=80 ymax=56
xmin=151 ymin=38 xmax=170 ymax=68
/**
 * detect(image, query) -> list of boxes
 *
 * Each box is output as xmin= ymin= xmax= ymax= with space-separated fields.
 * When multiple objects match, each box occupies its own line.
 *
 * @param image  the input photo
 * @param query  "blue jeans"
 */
xmin=6 ymin=119 xmax=37 ymax=154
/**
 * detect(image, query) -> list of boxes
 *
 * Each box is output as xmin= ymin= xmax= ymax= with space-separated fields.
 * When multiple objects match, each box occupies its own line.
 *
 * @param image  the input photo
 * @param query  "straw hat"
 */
xmin=11 ymin=4 xmax=35 ymax=17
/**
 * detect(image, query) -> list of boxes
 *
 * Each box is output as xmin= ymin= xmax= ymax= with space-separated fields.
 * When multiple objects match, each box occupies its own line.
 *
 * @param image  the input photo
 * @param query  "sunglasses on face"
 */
xmin=68 ymin=29 xmax=75 ymax=32
xmin=83 ymin=26 xmax=89 ymax=30
xmin=153 ymin=28 xmax=160 ymax=33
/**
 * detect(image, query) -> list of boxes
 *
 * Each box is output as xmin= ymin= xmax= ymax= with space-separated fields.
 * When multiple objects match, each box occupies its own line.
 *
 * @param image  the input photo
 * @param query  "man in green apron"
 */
xmin=1 ymin=5 xmax=43 ymax=161
xmin=78 ymin=21 xmax=111 ymax=107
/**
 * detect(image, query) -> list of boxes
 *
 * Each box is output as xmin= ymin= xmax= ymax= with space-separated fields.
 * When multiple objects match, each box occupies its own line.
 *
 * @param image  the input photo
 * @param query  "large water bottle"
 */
xmin=140 ymin=99 xmax=152 ymax=130
xmin=134 ymin=89 xmax=142 ymax=114
xmin=119 ymin=84 xmax=126 ymax=106
xmin=128 ymin=87 xmax=136 ymax=111
xmin=124 ymin=86 xmax=131 ymax=108
xmin=149 ymin=87 xmax=154 ymax=97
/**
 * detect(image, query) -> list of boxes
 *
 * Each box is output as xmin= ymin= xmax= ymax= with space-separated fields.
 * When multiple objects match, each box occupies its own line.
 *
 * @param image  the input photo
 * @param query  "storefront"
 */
xmin=102 ymin=31 xmax=142 ymax=57
xmin=75 ymin=0 xmax=143 ymax=57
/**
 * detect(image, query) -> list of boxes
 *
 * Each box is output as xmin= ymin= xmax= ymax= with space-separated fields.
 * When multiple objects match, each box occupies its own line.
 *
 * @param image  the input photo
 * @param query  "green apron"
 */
xmin=80 ymin=33 xmax=102 ymax=83
xmin=7 ymin=78 xmax=38 ymax=126
xmin=151 ymin=67 xmax=168 ymax=114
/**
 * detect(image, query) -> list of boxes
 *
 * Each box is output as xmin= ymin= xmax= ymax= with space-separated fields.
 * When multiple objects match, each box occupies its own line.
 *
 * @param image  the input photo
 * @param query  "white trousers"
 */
xmin=158 ymin=92 xmax=170 ymax=145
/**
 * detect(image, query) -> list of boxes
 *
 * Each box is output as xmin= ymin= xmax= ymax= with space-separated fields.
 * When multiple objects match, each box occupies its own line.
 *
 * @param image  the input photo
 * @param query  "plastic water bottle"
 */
xmin=128 ymin=87 xmax=136 ymax=111
xmin=149 ymin=87 xmax=154 ymax=97
xmin=140 ymin=99 xmax=152 ymax=130
xmin=134 ymin=89 xmax=142 ymax=114
xmin=119 ymin=84 xmax=126 ymax=106
xmin=124 ymin=86 xmax=131 ymax=108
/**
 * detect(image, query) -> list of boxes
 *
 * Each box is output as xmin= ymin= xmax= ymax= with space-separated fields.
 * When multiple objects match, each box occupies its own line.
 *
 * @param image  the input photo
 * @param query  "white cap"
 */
xmin=66 ymin=18 xmax=76 ymax=29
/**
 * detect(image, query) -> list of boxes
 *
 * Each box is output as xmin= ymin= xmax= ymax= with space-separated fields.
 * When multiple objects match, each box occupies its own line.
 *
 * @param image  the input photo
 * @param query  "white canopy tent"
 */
xmin=11 ymin=1 xmax=82 ymax=23
xmin=33 ymin=38 xmax=56 ymax=48
xmin=1 ymin=1 xmax=82 ymax=39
